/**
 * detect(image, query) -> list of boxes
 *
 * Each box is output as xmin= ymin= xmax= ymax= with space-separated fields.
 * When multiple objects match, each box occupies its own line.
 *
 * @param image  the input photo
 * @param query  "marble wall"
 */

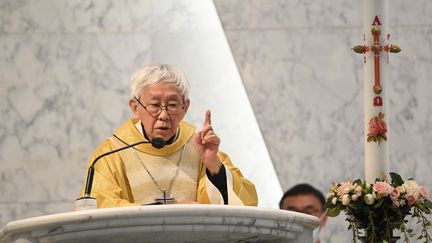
xmin=0 ymin=0 xmax=152 ymax=227
xmin=1 ymin=0 xmax=432 ymax=241
xmin=0 ymin=0 xmax=281 ymax=229
xmin=214 ymin=0 xmax=432 ymax=241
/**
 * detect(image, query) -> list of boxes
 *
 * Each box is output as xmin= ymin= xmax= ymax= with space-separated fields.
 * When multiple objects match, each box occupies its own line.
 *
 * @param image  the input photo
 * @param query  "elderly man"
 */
xmin=79 ymin=64 xmax=257 ymax=208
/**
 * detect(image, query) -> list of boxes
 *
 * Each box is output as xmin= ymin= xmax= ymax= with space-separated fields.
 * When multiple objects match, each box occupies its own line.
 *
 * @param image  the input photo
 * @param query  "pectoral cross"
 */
xmin=155 ymin=191 xmax=175 ymax=205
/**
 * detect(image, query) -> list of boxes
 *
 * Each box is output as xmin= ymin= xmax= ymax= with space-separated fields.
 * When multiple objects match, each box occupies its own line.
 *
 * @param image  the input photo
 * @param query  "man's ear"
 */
xmin=129 ymin=99 xmax=139 ymax=118
xmin=178 ymin=99 xmax=190 ymax=121
xmin=183 ymin=99 xmax=190 ymax=113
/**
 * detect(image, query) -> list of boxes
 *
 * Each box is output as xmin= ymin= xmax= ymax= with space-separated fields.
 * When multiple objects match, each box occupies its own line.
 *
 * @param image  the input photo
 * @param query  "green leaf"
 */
xmin=424 ymin=199 xmax=432 ymax=210
xmin=326 ymin=207 xmax=341 ymax=217
xmin=353 ymin=179 xmax=362 ymax=185
xmin=373 ymin=198 xmax=384 ymax=208
xmin=390 ymin=172 xmax=404 ymax=187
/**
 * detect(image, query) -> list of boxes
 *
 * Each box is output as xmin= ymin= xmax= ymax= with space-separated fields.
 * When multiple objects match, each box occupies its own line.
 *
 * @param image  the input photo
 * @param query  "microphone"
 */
xmin=75 ymin=137 xmax=165 ymax=210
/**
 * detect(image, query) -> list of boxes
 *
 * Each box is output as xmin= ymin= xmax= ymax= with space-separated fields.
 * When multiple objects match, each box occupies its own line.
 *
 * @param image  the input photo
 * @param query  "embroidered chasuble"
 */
xmin=80 ymin=118 xmax=258 ymax=208
xmin=110 ymin=136 xmax=200 ymax=205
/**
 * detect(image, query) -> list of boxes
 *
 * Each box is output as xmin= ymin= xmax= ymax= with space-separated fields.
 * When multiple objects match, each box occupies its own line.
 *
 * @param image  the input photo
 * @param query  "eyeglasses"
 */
xmin=135 ymin=97 xmax=185 ymax=117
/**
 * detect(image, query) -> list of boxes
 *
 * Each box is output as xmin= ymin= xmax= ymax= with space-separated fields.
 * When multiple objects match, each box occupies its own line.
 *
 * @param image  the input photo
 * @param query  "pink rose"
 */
xmin=389 ymin=188 xmax=400 ymax=201
xmin=419 ymin=186 xmax=429 ymax=198
xmin=337 ymin=182 xmax=354 ymax=197
xmin=369 ymin=117 xmax=387 ymax=136
xmin=368 ymin=121 xmax=379 ymax=136
xmin=374 ymin=181 xmax=394 ymax=198
xmin=405 ymin=193 xmax=419 ymax=206
xmin=378 ymin=121 xmax=387 ymax=133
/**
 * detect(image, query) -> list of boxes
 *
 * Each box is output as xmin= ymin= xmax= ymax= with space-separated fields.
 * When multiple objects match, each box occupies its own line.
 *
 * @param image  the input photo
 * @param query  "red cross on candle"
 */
xmin=352 ymin=16 xmax=401 ymax=95
xmin=371 ymin=16 xmax=382 ymax=94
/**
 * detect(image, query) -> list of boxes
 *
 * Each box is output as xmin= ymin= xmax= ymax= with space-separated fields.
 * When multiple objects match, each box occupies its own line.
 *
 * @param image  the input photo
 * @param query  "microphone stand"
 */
xmin=75 ymin=138 xmax=165 ymax=210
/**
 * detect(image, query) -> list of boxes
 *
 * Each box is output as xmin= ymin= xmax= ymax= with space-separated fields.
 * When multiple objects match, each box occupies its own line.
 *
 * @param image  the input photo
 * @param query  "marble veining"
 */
xmin=0 ymin=205 xmax=318 ymax=243
xmin=2 ymin=0 xmax=432 ymax=242
xmin=1 ymin=0 xmax=280 ymax=231
xmin=0 ymin=0 xmax=152 ymax=34
xmin=214 ymin=0 xmax=432 ymax=242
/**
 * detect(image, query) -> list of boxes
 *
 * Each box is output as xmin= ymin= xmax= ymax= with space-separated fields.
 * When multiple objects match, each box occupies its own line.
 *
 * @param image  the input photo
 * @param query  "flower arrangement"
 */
xmin=326 ymin=172 xmax=432 ymax=242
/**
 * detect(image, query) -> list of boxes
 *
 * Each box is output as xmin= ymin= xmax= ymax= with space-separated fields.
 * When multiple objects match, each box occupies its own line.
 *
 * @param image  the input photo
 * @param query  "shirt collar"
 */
xmin=134 ymin=121 xmax=178 ymax=145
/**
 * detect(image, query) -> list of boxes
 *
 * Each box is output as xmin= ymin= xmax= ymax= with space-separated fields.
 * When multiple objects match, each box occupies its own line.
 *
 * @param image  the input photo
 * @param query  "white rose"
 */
xmin=402 ymin=180 xmax=419 ymax=194
xmin=327 ymin=192 xmax=334 ymax=198
xmin=355 ymin=186 xmax=363 ymax=193
xmin=397 ymin=186 xmax=406 ymax=194
xmin=364 ymin=194 xmax=375 ymax=205
xmin=332 ymin=197 xmax=337 ymax=205
xmin=342 ymin=195 xmax=351 ymax=205
xmin=366 ymin=183 xmax=371 ymax=190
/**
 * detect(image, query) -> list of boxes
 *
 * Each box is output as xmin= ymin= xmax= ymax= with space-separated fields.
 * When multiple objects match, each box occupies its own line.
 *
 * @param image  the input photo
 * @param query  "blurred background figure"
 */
xmin=279 ymin=184 xmax=328 ymax=243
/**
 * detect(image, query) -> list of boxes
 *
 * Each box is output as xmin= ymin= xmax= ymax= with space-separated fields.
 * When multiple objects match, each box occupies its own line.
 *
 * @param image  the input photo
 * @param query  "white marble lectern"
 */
xmin=0 ymin=205 xmax=319 ymax=243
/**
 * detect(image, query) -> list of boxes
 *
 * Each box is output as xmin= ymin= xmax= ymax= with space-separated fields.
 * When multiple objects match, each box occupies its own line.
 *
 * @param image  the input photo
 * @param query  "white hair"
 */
xmin=130 ymin=64 xmax=190 ymax=100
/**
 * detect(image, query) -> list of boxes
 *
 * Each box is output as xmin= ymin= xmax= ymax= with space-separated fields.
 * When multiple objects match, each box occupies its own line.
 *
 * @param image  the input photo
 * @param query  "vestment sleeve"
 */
xmin=197 ymin=151 xmax=258 ymax=206
xmin=206 ymin=164 xmax=228 ymax=204
xmin=79 ymin=141 xmax=140 ymax=208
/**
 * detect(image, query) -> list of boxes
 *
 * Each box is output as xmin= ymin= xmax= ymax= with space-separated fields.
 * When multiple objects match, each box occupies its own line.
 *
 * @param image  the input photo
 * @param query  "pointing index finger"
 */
xmin=204 ymin=109 xmax=211 ymax=127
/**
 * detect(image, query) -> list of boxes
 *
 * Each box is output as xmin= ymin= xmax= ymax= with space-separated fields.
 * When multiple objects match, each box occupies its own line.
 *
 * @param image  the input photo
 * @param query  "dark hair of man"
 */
xmin=279 ymin=183 xmax=326 ymax=210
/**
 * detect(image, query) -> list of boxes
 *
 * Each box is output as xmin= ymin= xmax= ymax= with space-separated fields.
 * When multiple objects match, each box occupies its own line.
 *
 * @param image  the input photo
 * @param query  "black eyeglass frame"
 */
xmin=134 ymin=97 xmax=185 ymax=117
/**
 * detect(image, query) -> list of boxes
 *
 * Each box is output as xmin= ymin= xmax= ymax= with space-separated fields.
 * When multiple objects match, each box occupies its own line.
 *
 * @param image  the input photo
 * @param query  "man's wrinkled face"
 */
xmin=130 ymin=82 xmax=190 ymax=141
